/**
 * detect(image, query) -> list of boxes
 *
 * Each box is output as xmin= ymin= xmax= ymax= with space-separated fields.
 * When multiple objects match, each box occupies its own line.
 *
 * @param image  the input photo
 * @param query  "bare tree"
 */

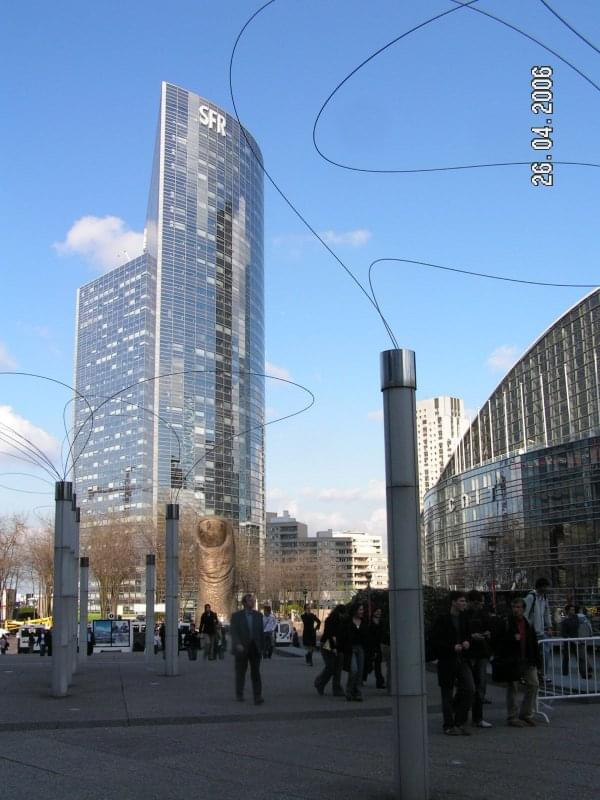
xmin=26 ymin=520 xmax=54 ymax=618
xmin=83 ymin=518 xmax=139 ymax=616
xmin=0 ymin=514 xmax=25 ymax=617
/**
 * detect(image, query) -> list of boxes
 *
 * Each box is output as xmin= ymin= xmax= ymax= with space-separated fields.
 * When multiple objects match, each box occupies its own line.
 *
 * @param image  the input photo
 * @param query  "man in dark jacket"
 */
xmin=199 ymin=603 xmax=218 ymax=660
xmin=431 ymin=591 xmax=475 ymax=735
xmin=230 ymin=593 xmax=265 ymax=704
xmin=560 ymin=604 xmax=589 ymax=679
xmin=465 ymin=590 xmax=493 ymax=728
xmin=184 ymin=622 xmax=201 ymax=661
xmin=496 ymin=596 xmax=540 ymax=727
xmin=301 ymin=605 xmax=321 ymax=666
xmin=314 ymin=604 xmax=346 ymax=697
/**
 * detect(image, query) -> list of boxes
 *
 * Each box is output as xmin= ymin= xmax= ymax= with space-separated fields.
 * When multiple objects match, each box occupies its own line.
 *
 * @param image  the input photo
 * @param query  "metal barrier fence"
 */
xmin=536 ymin=636 xmax=600 ymax=720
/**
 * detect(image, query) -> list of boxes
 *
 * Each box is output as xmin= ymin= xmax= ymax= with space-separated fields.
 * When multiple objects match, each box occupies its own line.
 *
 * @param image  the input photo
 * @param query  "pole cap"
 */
xmin=380 ymin=349 xmax=416 ymax=390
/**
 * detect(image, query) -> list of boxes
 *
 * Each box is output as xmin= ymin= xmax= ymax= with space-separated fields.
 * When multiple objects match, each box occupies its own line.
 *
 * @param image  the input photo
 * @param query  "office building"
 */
xmin=423 ymin=290 xmax=600 ymax=600
xmin=265 ymin=511 xmax=387 ymax=605
xmin=416 ymin=396 xmax=468 ymax=509
xmin=73 ymin=82 xmax=265 ymax=544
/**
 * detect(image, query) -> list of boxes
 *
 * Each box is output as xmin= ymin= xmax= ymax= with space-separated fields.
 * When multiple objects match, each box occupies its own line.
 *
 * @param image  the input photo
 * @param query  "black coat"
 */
xmin=301 ymin=612 xmax=321 ymax=647
xmin=339 ymin=617 xmax=369 ymax=671
xmin=431 ymin=612 xmax=470 ymax=688
xmin=465 ymin=607 xmax=493 ymax=659
xmin=493 ymin=615 xmax=540 ymax=681
xmin=230 ymin=609 xmax=264 ymax=655
xmin=199 ymin=611 xmax=218 ymax=636
xmin=319 ymin=612 xmax=345 ymax=651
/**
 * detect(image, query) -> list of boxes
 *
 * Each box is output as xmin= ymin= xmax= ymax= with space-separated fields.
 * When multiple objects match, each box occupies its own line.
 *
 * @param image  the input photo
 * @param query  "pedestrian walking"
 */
xmin=314 ymin=604 xmax=346 ymax=697
xmin=365 ymin=607 xmax=386 ymax=689
xmin=466 ymin=589 xmax=493 ymax=728
xmin=340 ymin=601 xmax=368 ymax=701
xmin=28 ymin=630 xmax=35 ymax=654
xmin=495 ymin=596 xmax=540 ymax=727
xmin=37 ymin=630 xmax=47 ymax=657
xmin=153 ymin=629 xmax=161 ymax=655
xmin=430 ymin=590 xmax=475 ymax=736
xmin=301 ymin=604 xmax=321 ymax=666
xmin=87 ymin=625 xmax=95 ymax=656
xmin=262 ymin=605 xmax=277 ymax=659
xmin=560 ymin=604 xmax=590 ymax=679
xmin=184 ymin=622 xmax=201 ymax=660
xmin=199 ymin=603 xmax=219 ymax=660
xmin=230 ymin=593 xmax=264 ymax=705
xmin=0 ymin=634 xmax=8 ymax=654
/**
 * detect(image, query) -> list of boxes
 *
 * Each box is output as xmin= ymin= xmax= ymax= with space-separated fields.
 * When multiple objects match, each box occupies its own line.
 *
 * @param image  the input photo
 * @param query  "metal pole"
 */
xmin=70 ymin=500 xmax=80 ymax=675
xmin=145 ymin=554 xmax=156 ymax=666
xmin=51 ymin=481 xmax=72 ymax=697
xmin=79 ymin=556 xmax=89 ymax=666
xmin=165 ymin=504 xmax=179 ymax=676
xmin=380 ymin=349 xmax=429 ymax=800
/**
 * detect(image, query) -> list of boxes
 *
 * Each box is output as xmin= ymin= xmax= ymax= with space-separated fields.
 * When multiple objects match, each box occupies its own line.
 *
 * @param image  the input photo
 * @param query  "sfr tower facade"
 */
xmin=74 ymin=82 xmax=265 ymax=541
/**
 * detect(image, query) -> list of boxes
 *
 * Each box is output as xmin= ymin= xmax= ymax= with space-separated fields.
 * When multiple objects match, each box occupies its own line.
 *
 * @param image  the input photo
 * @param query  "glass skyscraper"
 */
xmin=73 ymin=82 xmax=265 ymax=543
xmin=423 ymin=289 xmax=600 ymax=599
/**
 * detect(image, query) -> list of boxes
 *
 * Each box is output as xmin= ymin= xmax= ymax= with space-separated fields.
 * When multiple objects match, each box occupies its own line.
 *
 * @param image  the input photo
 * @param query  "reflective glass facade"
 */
xmin=74 ymin=83 xmax=265 ymax=539
xmin=424 ymin=290 xmax=600 ymax=595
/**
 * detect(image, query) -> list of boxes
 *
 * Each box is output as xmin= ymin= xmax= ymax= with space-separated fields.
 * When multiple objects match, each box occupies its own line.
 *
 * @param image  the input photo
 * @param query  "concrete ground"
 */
xmin=1 ymin=645 xmax=599 ymax=800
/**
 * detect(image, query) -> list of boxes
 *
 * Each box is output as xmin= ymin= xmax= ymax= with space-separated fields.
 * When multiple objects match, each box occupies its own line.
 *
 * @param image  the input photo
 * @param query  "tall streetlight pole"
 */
xmin=365 ymin=570 xmax=373 ymax=622
xmin=487 ymin=537 xmax=498 ymax=611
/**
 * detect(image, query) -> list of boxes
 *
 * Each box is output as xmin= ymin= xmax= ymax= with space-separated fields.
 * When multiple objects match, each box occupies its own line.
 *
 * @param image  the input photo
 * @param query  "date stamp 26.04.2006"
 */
xmin=530 ymin=66 xmax=554 ymax=187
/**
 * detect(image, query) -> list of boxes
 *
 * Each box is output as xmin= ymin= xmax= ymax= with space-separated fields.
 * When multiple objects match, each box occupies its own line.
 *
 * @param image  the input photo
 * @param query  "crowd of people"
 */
xmin=430 ymin=578 xmax=597 ymax=735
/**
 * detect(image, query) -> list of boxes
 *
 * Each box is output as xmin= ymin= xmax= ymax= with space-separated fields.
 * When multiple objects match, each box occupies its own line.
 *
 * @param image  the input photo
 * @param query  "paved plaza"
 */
xmin=1 ymin=647 xmax=599 ymax=799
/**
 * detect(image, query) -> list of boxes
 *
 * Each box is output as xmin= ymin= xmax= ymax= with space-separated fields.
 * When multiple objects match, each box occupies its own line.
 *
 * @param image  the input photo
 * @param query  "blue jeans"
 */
xmin=346 ymin=645 xmax=365 ymax=698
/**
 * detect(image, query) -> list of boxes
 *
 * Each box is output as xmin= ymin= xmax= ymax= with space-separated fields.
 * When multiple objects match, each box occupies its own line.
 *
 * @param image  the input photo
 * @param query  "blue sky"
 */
xmin=0 ymin=0 xmax=598 ymax=537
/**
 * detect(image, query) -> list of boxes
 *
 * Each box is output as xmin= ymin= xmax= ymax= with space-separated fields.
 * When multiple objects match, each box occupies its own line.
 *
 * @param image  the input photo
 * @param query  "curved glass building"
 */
xmin=74 ymin=83 xmax=264 ymax=540
xmin=423 ymin=290 xmax=600 ymax=596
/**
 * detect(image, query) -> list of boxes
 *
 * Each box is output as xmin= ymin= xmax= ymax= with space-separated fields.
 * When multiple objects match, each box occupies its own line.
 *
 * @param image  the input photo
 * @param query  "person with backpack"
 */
xmin=524 ymin=577 xmax=552 ymax=681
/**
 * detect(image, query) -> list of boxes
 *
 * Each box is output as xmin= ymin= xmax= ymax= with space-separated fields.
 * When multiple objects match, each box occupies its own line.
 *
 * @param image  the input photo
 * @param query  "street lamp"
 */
xmin=365 ymin=571 xmax=373 ymax=622
xmin=487 ymin=537 xmax=497 ymax=611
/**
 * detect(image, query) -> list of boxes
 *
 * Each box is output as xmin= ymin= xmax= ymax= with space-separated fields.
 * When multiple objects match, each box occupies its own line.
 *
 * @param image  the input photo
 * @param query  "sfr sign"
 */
xmin=199 ymin=105 xmax=226 ymax=136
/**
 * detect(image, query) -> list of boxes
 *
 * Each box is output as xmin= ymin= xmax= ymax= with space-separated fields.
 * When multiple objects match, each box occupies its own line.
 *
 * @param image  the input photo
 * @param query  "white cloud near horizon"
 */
xmin=273 ymin=228 xmax=372 ymax=250
xmin=301 ymin=479 xmax=385 ymax=503
xmin=367 ymin=409 xmax=383 ymax=422
xmin=265 ymin=361 xmax=291 ymax=381
xmin=0 ymin=343 xmax=17 ymax=370
xmin=53 ymin=215 xmax=144 ymax=271
xmin=320 ymin=228 xmax=372 ymax=247
xmin=0 ymin=405 xmax=60 ymax=465
xmin=486 ymin=345 xmax=519 ymax=373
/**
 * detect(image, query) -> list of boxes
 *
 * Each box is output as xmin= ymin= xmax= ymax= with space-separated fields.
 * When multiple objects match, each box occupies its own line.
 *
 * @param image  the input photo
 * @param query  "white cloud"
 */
xmin=272 ymin=228 xmax=372 ymax=250
xmin=320 ymin=228 xmax=372 ymax=247
xmin=53 ymin=215 xmax=144 ymax=271
xmin=486 ymin=345 xmax=519 ymax=373
xmin=0 ymin=343 xmax=17 ymax=370
xmin=0 ymin=406 xmax=60 ymax=465
xmin=301 ymin=480 xmax=385 ymax=503
xmin=361 ymin=506 xmax=387 ymax=538
xmin=265 ymin=361 xmax=291 ymax=381
xmin=367 ymin=409 xmax=383 ymax=422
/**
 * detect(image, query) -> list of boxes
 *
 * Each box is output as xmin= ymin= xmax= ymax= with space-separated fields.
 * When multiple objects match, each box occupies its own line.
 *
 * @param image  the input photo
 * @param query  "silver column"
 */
xmin=380 ymin=349 xmax=429 ymax=800
xmin=78 ymin=556 xmax=89 ymax=666
xmin=145 ymin=554 xmax=156 ymax=666
xmin=51 ymin=481 xmax=72 ymax=697
xmin=70 ymin=500 xmax=80 ymax=675
xmin=164 ymin=504 xmax=179 ymax=676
